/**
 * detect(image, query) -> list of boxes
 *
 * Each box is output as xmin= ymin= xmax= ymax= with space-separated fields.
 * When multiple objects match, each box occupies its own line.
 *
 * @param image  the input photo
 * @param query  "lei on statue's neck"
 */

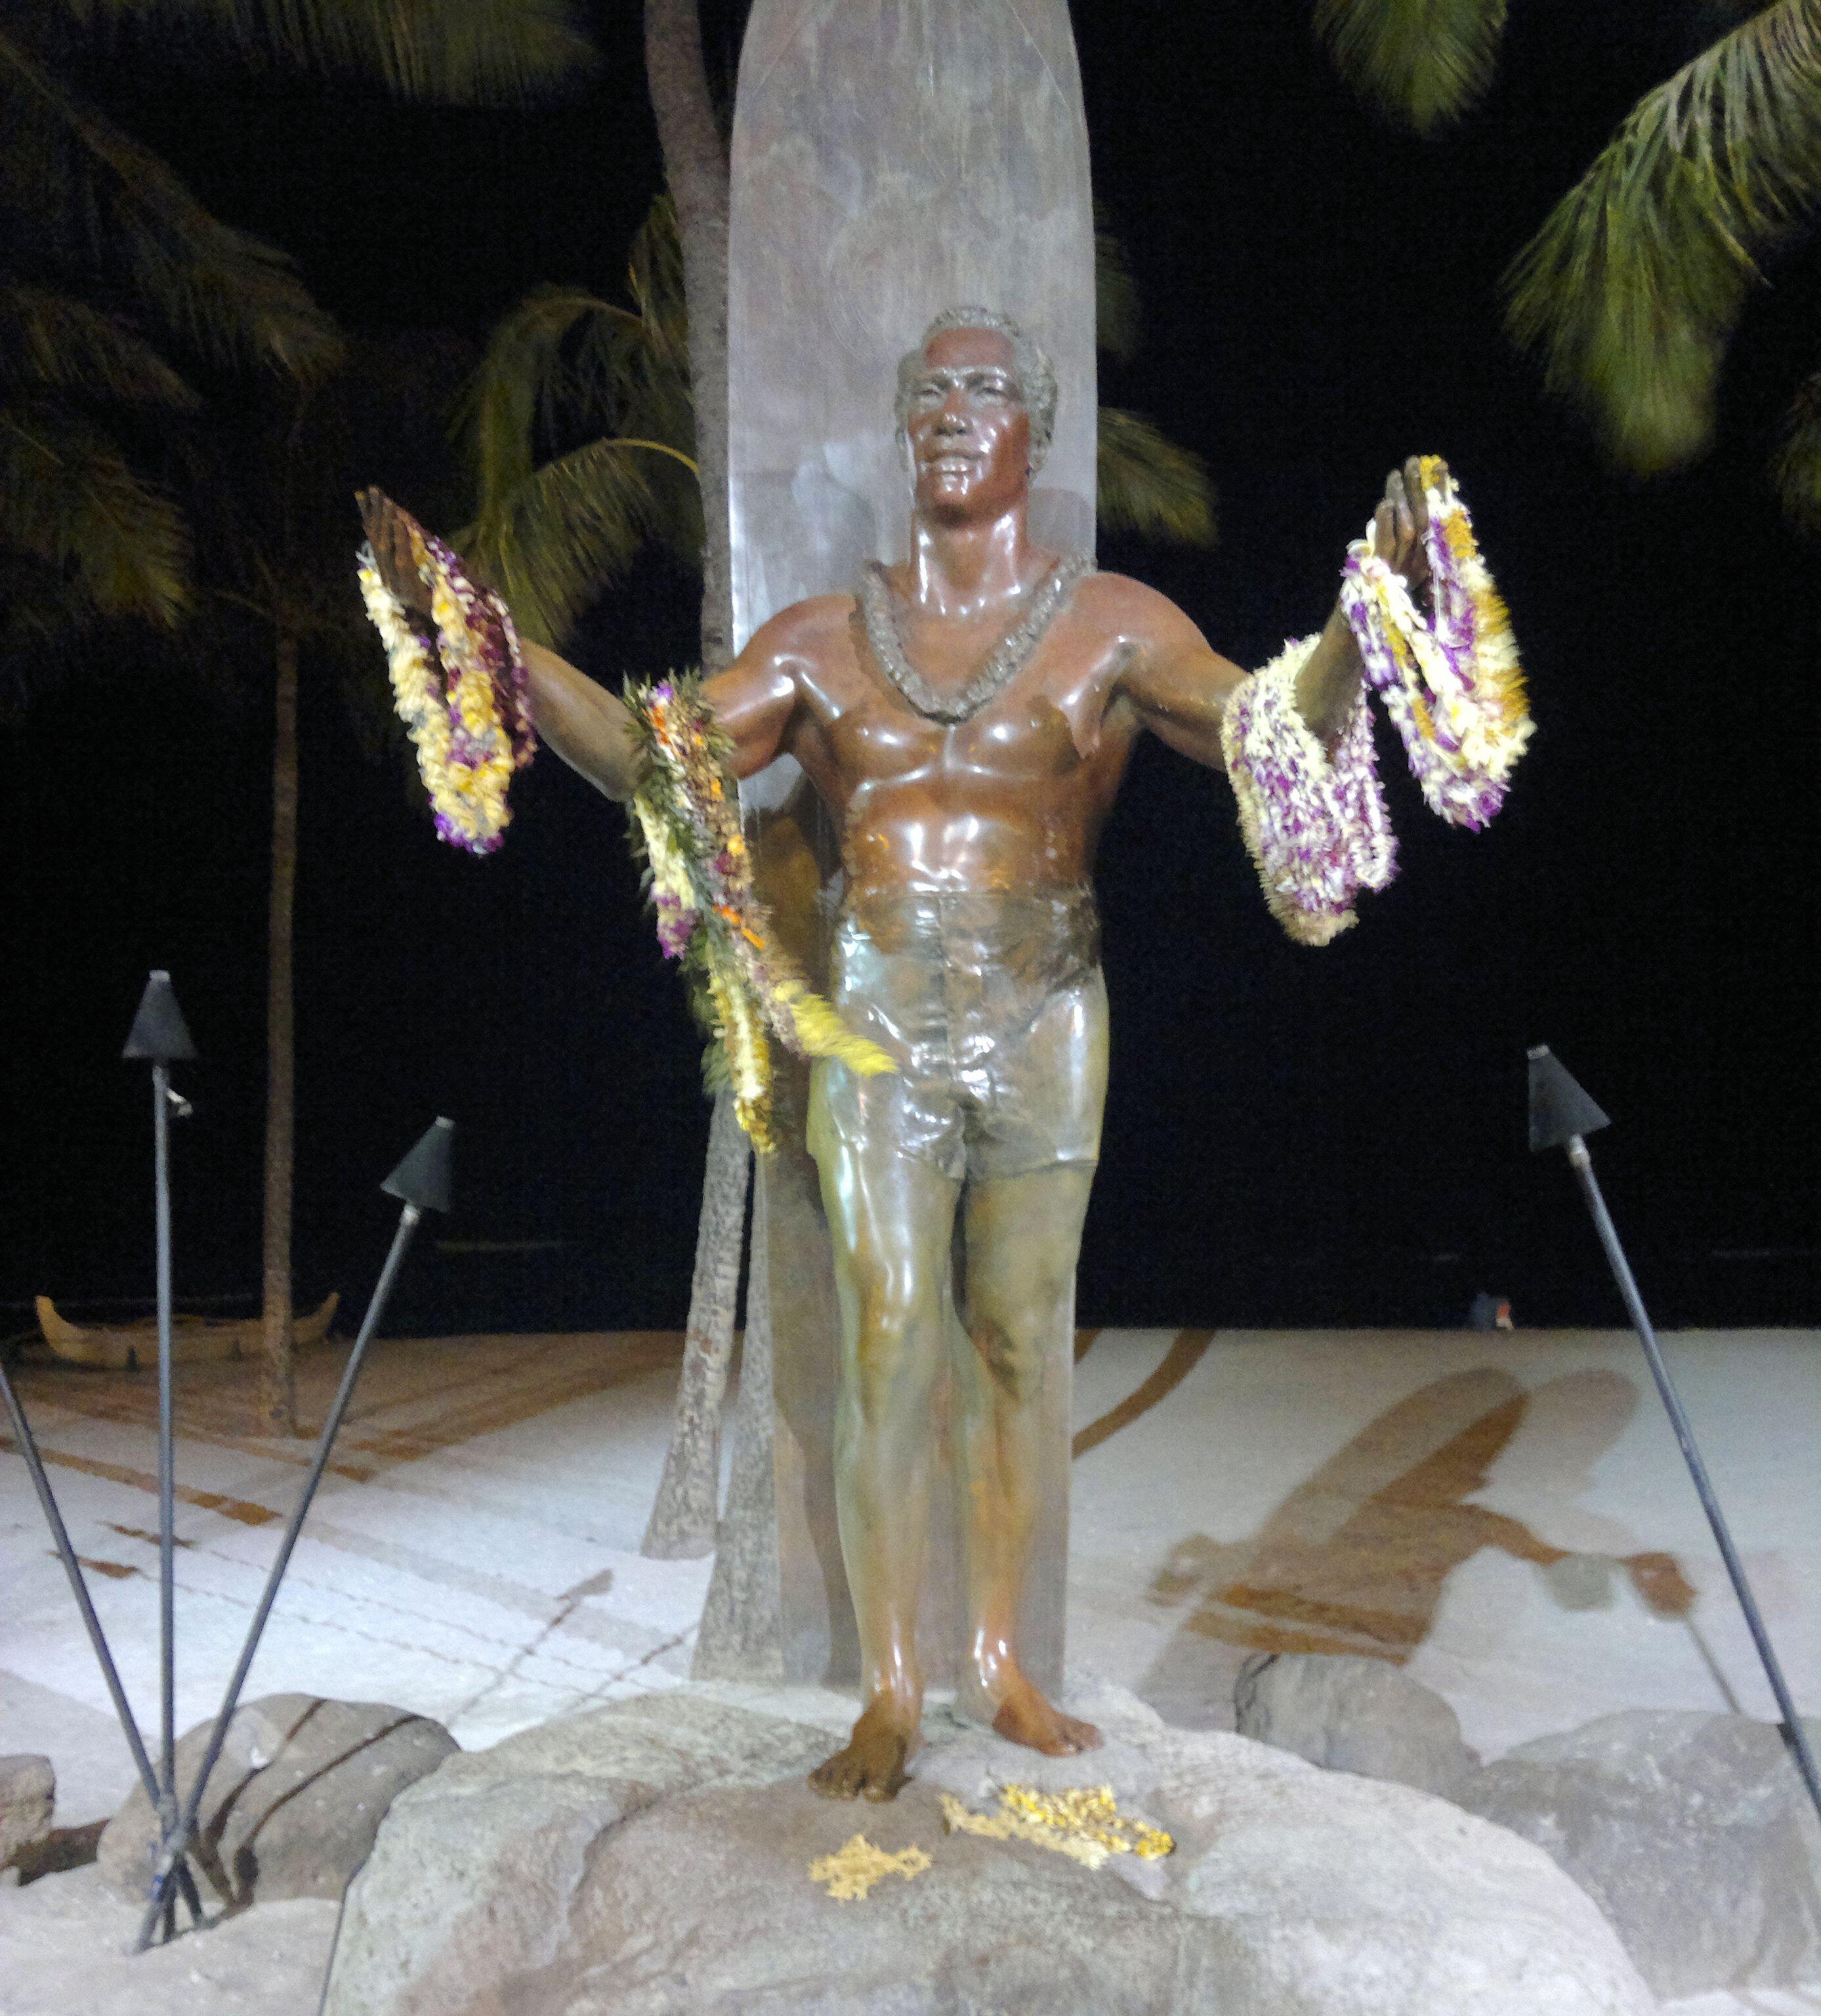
xmin=1223 ymin=458 xmax=1533 ymax=945
xmin=356 ymin=528 xmax=889 ymax=1149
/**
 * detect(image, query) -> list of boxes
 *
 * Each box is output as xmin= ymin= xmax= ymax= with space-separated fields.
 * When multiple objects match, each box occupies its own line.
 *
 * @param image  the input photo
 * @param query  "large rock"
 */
xmin=322 ymin=1690 xmax=833 ymax=2016
xmin=1234 ymin=1652 xmax=1480 ymax=1797
xmin=1 ymin=1755 xmax=55 ymax=1878
xmin=325 ymin=1682 xmax=1651 ymax=2016
xmin=100 ymin=1694 xmax=455 ymax=1909
xmin=1455 ymin=1709 xmax=1821 ymax=1999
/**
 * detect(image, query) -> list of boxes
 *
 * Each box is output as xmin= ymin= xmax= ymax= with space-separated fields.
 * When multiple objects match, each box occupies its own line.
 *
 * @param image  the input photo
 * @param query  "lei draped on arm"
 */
xmin=624 ymin=677 xmax=893 ymax=1151
xmin=1223 ymin=458 xmax=1534 ymax=944
xmin=356 ymin=533 xmax=890 ymax=1150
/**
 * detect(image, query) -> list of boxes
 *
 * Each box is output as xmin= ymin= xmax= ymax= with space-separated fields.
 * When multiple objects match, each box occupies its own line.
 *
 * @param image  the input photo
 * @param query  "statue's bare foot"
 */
xmin=987 ymin=1666 xmax=1102 ymax=1757
xmin=808 ymin=1696 xmax=919 ymax=1801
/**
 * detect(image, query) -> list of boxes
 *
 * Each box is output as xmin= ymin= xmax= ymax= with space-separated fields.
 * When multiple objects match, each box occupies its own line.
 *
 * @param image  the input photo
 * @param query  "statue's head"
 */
xmin=894 ymin=308 xmax=1057 ymax=520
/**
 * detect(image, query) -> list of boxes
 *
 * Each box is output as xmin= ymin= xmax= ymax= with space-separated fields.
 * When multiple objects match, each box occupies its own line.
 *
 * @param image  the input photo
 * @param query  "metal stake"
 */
xmin=152 ymin=1057 xmax=177 ymax=1922
xmin=1528 ymin=1046 xmax=1821 ymax=1827
xmin=136 ymin=1120 xmax=453 ymax=1951
xmin=123 ymin=970 xmax=197 ymax=1941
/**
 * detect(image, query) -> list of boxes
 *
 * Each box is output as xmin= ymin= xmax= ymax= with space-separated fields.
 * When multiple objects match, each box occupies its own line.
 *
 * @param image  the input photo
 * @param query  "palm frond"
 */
xmin=459 ymin=284 xmax=646 ymax=509
xmin=627 ymin=194 xmax=690 ymax=370
xmin=0 ymin=285 xmax=201 ymax=408
xmin=1097 ymin=406 xmax=1217 ymax=547
xmin=1314 ymin=0 xmax=1508 ymax=134
xmin=1772 ymin=366 xmax=1821 ymax=534
xmin=460 ymin=434 xmax=666 ymax=648
xmin=0 ymin=401 xmax=192 ymax=623
xmin=0 ymin=33 xmax=341 ymax=380
xmin=1095 ymin=214 xmax=1140 ymax=362
xmin=0 ymin=551 xmax=96 ymax=719
xmin=84 ymin=0 xmax=596 ymax=104
xmin=1505 ymin=0 xmax=1821 ymax=472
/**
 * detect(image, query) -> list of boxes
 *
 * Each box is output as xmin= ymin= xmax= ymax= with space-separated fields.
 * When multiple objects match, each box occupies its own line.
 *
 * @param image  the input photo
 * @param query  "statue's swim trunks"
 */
xmin=807 ymin=886 xmax=1108 ymax=1184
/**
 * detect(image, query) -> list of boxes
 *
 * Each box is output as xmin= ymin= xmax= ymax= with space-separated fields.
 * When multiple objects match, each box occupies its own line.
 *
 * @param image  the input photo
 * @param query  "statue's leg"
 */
xmin=808 ymin=1127 xmax=960 ymax=1800
xmin=952 ymin=1160 xmax=1102 ymax=1755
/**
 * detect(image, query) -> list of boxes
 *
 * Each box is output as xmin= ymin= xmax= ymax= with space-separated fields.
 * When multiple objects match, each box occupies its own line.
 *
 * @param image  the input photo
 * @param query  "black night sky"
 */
xmin=7 ymin=1 xmax=1817 ymax=1341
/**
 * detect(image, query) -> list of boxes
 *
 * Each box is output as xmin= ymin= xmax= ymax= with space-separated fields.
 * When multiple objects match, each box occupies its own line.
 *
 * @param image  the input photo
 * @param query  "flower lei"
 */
xmin=1338 ymin=456 xmax=1532 ymax=830
xmin=1220 ymin=637 xmax=1396 ymax=946
xmin=625 ymin=676 xmax=894 ymax=1151
xmin=1224 ymin=459 xmax=1531 ymax=943
xmin=356 ymin=529 xmax=534 ymax=854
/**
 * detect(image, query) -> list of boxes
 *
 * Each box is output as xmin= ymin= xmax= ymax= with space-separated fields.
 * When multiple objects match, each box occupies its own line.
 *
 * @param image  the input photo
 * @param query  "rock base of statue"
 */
xmin=320 ymin=1682 xmax=1651 ymax=2016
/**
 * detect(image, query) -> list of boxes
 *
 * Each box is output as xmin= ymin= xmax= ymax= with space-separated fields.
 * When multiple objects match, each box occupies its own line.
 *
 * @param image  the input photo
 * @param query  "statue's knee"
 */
xmin=966 ymin=1313 xmax=1044 ymax=1404
xmin=847 ymin=1283 xmax=936 ymax=1421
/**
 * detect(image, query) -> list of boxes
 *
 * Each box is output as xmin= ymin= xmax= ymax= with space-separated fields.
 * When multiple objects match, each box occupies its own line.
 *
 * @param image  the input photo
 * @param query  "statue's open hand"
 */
xmin=1370 ymin=455 xmax=1439 ymax=592
xmin=356 ymin=486 xmax=434 ymax=619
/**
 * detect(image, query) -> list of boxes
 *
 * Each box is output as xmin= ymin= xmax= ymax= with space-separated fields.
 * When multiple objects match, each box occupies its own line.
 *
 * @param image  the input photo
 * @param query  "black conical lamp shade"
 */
xmin=1527 ymin=1045 xmax=1610 ymax=1154
xmin=123 ymin=970 xmax=197 ymax=1062
xmin=381 ymin=1117 xmax=453 ymax=1213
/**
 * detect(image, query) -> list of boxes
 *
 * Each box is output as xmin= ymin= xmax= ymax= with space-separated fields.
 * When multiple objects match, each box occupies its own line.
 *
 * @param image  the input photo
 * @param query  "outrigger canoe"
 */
xmin=33 ymin=1292 xmax=340 ymax=1370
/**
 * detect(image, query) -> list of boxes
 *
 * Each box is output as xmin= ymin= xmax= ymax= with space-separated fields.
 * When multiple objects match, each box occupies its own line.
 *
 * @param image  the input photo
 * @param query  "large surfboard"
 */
xmin=727 ymin=0 xmax=1097 ymax=1691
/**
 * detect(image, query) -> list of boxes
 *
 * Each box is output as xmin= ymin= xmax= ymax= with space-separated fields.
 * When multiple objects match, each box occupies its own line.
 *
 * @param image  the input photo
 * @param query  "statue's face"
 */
xmin=902 ymin=327 xmax=1032 ymax=522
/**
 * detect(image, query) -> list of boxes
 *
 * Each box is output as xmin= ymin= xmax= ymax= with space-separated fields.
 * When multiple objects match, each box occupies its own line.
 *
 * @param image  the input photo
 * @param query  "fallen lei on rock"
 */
xmin=356 ymin=529 xmax=534 ymax=855
xmin=626 ymin=675 xmax=894 ymax=1151
xmin=1222 ymin=457 xmax=1532 ymax=945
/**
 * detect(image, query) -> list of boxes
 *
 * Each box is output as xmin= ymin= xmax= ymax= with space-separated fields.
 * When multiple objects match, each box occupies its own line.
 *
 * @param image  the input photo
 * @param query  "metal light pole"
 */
xmin=135 ymin=1119 xmax=453 ymax=1950
xmin=123 ymin=970 xmax=197 ymax=1941
xmin=1527 ymin=1045 xmax=1821 ymax=1827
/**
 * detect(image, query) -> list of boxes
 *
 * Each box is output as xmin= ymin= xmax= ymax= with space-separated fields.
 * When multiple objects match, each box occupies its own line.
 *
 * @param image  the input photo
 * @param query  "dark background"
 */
xmin=6 ymin=1 xmax=1816 ymax=1338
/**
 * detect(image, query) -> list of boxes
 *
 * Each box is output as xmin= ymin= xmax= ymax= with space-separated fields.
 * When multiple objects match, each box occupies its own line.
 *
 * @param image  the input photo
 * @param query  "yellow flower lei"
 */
xmin=356 ymin=526 xmax=532 ymax=854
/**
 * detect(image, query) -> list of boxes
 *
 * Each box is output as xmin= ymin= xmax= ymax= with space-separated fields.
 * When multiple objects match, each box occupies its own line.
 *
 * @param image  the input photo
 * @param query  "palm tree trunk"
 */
xmin=644 ymin=0 xmax=733 ymax=673
xmin=691 ymin=1150 xmax=783 ymax=1679
xmin=642 ymin=0 xmax=764 ymax=1594
xmin=260 ymin=624 xmax=300 ymax=1437
xmin=640 ymin=1087 xmax=750 ymax=1556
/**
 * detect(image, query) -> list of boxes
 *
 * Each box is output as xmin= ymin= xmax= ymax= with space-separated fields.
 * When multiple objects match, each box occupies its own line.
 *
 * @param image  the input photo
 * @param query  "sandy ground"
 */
xmin=3 ymin=1324 xmax=1818 ymax=2011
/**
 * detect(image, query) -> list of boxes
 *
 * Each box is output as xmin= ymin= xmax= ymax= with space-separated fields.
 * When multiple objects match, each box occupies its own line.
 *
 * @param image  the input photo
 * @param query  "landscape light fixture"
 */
xmin=135 ymin=1119 xmax=455 ymax=1950
xmin=1526 ymin=1044 xmax=1821 ymax=1828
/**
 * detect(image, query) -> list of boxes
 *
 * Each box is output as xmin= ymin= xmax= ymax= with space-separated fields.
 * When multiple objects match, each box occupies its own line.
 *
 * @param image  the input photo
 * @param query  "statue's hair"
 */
xmin=893 ymin=306 xmax=1057 ymax=471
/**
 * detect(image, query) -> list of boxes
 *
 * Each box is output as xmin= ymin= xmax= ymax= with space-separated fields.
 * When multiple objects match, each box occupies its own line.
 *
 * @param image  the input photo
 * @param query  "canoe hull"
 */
xmin=33 ymin=1293 xmax=340 ymax=1371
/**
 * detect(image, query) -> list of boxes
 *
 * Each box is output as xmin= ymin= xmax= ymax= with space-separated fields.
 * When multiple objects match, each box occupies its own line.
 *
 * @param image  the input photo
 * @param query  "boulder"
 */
xmin=1 ymin=1755 xmax=54 ymax=1878
xmin=99 ymin=1694 xmax=455 ymax=1909
xmin=324 ymin=1682 xmax=1651 ymax=2016
xmin=1455 ymin=1709 xmax=1821 ymax=2000
xmin=1234 ymin=1652 xmax=1480 ymax=1796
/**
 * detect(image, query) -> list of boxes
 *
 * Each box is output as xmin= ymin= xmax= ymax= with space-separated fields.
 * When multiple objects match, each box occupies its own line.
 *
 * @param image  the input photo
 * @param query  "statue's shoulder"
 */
xmin=1074 ymin=568 xmax=1186 ymax=637
xmin=751 ymin=590 xmax=859 ymax=661
xmin=738 ymin=589 xmax=859 ymax=677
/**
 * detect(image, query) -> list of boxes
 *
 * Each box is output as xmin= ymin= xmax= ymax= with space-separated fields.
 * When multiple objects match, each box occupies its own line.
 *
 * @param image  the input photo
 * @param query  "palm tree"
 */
xmin=1312 ymin=0 xmax=1821 ymax=523
xmin=1 ymin=0 xmax=594 ymax=1432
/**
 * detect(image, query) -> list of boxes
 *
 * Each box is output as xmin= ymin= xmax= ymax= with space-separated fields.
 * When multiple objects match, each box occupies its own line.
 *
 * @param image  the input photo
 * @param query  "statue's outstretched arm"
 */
xmin=354 ymin=487 xmax=797 ymax=803
xmin=1121 ymin=457 xmax=1531 ymax=944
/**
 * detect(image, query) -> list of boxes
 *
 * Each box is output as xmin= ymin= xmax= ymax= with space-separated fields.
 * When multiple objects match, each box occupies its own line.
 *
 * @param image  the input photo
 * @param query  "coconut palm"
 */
xmin=1313 ymin=0 xmax=1821 ymax=523
xmin=1 ymin=0 xmax=595 ymax=1431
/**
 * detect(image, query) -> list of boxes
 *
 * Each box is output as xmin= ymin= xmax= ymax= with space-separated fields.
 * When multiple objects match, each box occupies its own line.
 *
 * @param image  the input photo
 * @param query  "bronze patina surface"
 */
xmin=359 ymin=318 xmax=1434 ymax=1799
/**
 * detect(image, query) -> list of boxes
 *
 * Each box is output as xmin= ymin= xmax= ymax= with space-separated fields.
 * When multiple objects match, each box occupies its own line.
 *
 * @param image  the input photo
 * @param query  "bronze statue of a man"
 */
xmin=362 ymin=307 xmax=1440 ymax=1800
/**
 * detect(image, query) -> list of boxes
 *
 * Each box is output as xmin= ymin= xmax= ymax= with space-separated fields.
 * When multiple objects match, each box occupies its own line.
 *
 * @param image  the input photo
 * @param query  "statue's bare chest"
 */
xmin=798 ymin=593 xmax=1134 ymax=801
